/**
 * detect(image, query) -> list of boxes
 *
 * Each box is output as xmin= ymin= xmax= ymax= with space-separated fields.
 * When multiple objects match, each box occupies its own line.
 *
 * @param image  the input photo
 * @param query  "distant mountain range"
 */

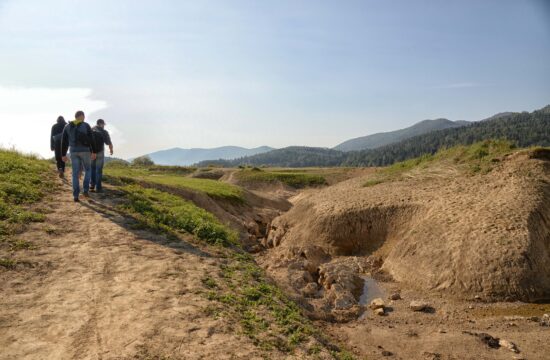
xmin=141 ymin=146 xmax=274 ymax=166
xmin=138 ymin=105 xmax=548 ymax=167
xmin=195 ymin=105 xmax=549 ymax=168
xmin=333 ymin=118 xmax=470 ymax=152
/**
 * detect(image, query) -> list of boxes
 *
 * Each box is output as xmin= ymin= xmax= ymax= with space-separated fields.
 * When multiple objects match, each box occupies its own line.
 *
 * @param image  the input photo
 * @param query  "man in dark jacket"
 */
xmin=61 ymin=110 xmax=97 ymax=202
xmin=91 ymin=119 xmax=113 ymax=193
xmin=50 ymin=116 xmax=67 ymax=178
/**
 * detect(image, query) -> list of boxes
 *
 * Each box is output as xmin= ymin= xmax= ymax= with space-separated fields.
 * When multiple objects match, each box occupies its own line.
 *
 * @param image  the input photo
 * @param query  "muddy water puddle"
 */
xmin=359 ymin=276 xmax=385 ymax=306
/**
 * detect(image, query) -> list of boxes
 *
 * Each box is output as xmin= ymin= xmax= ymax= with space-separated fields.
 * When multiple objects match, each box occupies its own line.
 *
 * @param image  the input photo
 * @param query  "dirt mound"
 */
xmin=262 ymin=149 xmax=550 ymax=305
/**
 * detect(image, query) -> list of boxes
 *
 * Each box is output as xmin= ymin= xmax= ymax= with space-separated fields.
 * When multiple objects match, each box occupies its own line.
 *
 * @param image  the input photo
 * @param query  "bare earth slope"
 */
xmin=265 ymin=148 xmax=550 ymax=301
xmin=0 ymin=186 xmax=309 ymax=359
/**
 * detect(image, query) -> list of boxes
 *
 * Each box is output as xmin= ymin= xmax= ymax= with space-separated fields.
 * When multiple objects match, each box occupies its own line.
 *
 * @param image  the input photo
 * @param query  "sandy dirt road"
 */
xmin=0 ymin=186 xmax=263 ymax=360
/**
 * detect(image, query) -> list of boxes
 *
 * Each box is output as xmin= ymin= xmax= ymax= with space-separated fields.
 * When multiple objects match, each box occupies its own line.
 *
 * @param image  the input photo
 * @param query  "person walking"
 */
xmin=60 ymin=111 xmax=97 ymax=202
xmin=91 ymin=119 xmax=113 ymax=193
xmin=50 ymin=115 xmax=67 ymax=178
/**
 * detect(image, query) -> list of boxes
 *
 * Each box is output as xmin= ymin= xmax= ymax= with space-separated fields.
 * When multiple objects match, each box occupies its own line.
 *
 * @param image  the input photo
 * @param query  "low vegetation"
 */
xmin=117 ymin=185 xmax=238 ymax=247
xmin=235 ymin=168 xmax=327 ymax=188
xmin=0 ymin=149 xmax=54 ymax=267
xmin=112 ymin=183 xmax=350 ymax=357
xmin=104 ymin=165 xmax=244 ymax=203
xmin=362 ymin=140 xmax=517 ymax=187
xmin=205 ymin=252 xmax=318 ymax=352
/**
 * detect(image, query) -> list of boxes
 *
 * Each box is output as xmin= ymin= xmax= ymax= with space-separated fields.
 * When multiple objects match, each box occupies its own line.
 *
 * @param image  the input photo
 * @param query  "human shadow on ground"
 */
xmin=78 ymin=187 xmax=213 ymax=259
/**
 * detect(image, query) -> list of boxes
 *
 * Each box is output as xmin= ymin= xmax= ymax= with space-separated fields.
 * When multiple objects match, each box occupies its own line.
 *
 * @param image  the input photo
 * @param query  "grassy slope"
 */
xmin=235 ymin=168 xmax=328 ymax=188
xmin=0 ymin=149 xmax=55 ymax=267
xmin=104 ymin=165 xmax=244 ymax=203
xmin=363 ymin=139 xmax=529 ymax=187
xmin=113 ymin=182 xmax=353 ymax=359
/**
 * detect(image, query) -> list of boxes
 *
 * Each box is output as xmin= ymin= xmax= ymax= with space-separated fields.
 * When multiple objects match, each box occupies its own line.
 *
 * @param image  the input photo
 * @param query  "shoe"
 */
xmin=82 ymin=192 xmax=90 ymax=198
xmin=96 ymin=188 xmax=104 ymax=193
xmin=90 ymin=189 xmax=96 ymax=193
xmin=58 ymin=170 xmax=64 ymax=179
xmin=90 ymin=185 xmax=95 ymax=191
xmin=74 ymin=198 xmax=80 ymax=202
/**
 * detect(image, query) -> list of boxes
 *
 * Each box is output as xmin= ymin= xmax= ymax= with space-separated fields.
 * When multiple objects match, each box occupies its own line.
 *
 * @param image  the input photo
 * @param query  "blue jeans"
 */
xmin=91 ymin=151 xmax=105 ymax=190
xmin=70 ymin=152 xmax=91 ymax=199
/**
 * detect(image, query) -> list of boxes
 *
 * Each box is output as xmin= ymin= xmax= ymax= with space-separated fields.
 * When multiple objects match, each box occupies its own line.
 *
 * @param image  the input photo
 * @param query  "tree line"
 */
xmin=196 ymin=107 xmax=550 ymax=168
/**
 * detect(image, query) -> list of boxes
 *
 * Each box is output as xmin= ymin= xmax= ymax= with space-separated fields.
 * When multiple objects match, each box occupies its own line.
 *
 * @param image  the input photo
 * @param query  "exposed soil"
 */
xmin=255 ymin=149 xmax=550 ymax=359
xmin=2 ymin=149 xmax=549 ymax=360
xmin=0 ymin=183 xmax=325 ymax=360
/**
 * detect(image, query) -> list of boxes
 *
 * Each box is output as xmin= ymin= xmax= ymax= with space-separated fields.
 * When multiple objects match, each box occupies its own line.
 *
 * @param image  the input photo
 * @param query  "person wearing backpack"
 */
xmin=60 ymin=111 xmax=98 ymax=202
xmin=50 ymin=115 xmax=67 ymax=178
xmin=90 ymin=119 xmax=113 ymax=193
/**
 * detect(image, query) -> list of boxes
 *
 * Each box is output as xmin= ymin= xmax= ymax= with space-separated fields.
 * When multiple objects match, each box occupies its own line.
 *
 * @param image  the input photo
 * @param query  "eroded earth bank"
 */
xmin=250 ymin=147 xmax=550 ymax=359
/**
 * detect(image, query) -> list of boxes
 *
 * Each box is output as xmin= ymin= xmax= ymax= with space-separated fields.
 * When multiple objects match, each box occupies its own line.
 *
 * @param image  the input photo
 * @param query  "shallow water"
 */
xmin=359 ymin=276 xmax=385 ymax=306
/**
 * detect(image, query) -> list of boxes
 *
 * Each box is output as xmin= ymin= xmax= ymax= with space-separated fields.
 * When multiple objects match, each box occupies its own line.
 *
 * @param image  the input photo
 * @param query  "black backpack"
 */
xmin=93 ymin=128 xmax=105 ymax=150
xmin=73 ymin=122 xmax=90 ymax=147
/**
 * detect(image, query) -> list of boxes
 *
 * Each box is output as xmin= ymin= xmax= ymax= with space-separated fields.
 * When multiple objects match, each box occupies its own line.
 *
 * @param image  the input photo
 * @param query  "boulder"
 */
xmin=409 ymin=300 xmax=430 ymax=312
xmin=541 ymin=314 xmax=550 ymax=327
xmin=369 ymin=298 xmax=385 ymax=310
xmin=334 ymin=293 xmax=356 ymax=310
xmin=374 ymin=307 xmax=385 ymax=316
xmin=302 ymin=282 xmax=319 ymax=298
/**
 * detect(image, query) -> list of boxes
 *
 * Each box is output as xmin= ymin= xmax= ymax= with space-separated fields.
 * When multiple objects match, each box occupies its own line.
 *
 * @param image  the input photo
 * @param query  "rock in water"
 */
xmin=374 ymin=307 xmax=385 ymax=316
xmin=409 ymin=300 xmax=430 ymax=311
xmin=369 ymin=298 xmax=385 ymax=310
xmin=499 ymin=339 xmax=519 ymax=353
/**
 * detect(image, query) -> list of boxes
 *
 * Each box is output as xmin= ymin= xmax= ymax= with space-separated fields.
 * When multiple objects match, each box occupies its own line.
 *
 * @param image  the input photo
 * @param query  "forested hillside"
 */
xmin=197 ymin=106 xmax=550 ymax=167
xmin=333 ymin=118 xmax=468 ymax=151
xmin=344 ymin=106 xmax=550 ymax=166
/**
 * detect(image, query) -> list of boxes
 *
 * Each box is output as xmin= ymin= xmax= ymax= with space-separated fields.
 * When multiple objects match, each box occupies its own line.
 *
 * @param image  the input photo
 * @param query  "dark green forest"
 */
xmin=197 ymin=106 xmax=550 ymax=168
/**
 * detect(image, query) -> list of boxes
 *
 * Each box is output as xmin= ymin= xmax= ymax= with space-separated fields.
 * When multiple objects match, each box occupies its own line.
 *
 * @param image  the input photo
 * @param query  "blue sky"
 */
xmin=1 ymin=0 xmax=549 ymax=158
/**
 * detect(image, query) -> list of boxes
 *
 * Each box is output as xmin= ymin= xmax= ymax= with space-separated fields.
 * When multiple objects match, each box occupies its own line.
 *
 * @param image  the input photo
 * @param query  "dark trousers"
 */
xmin=91 ymin=151 xmax=105 ymax=190
xmin=54 ymin=141 xmax=65 ymax=172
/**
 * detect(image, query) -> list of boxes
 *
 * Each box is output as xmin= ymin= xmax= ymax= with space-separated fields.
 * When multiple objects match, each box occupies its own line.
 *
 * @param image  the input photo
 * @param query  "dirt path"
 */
xmin=0 ymin=185 xmax=264 ymax=359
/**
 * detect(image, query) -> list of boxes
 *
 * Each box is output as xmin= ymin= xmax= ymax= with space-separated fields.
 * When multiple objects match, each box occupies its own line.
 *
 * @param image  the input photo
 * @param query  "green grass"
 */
xmin=0 ymin=149 xmax=54 ymax=246
xmin=117 ymin=185 xmax=238 ymax=247
xmin=362 ymin=139 xmax=517 ymax=187
xmin=206 ymin=252 xmax=322 ymax=353
xmin=109 ymin=179 xmax=352 ymax=358
xmin=235 ymin=168 xmax=327 ymax=188
xmin=104 ymin=166 xmax=244 ymax=203
xmin=0 ymin=257 xmax=17 ymax=269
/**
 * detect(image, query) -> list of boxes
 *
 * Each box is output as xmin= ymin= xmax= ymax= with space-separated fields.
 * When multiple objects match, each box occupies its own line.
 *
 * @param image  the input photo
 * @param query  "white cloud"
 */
xmin=0 ymin=86 xmax=107 ymax=158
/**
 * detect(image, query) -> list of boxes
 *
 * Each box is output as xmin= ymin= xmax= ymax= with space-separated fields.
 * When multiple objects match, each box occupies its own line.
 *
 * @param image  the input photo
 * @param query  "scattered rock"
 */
xmin=410 ymin=300 xmax=430 ymax=312
xmin=389 ymin=292 xmax=401 ymax=300
xmin=374 ymin=307 xmax=385 ymax=316
xmin=423 ymin=352 xmax=442 ymax=360
xmin=527 ymin=316 xmax=540 ymax=322
xmin=468 ymin=305 xmax=474 ymax=309
xmin=381 ymin=350 xmax=393 ymax=356
xmin=437 ymin=329 xmax=447 ymax=334
xmin=477 ymin=333 xmax=500 ymax=349
xmin=499 ymin=339 xmax=519 ymax=353
xmin=541 ymin=314 xmax=550 ymax=327
xmin=370 ymin=298 xmax=385 ymax=310
xmin=302 ymin=282 xmax=319 ymax=297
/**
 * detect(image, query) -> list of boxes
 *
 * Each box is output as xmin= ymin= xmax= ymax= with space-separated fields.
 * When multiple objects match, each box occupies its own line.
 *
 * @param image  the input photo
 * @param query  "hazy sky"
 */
xmin=1 ymin=0 xmax=549 ymax=159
